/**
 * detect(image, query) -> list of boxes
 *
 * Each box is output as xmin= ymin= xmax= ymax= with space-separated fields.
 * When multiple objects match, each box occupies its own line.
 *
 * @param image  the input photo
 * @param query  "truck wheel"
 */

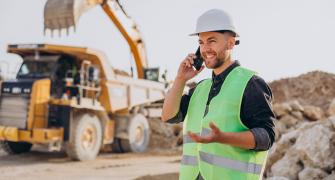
xmin=66 ymin=113 xmax=102 ymax=161
xmin=0 ymin=141 xmax=32 ymax=154
xmin=120 ymin=114 xmax=150 ymax=153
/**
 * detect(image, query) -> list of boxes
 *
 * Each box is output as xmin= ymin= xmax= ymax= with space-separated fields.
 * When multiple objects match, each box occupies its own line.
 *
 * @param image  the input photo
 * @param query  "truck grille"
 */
xmin=0 ymin=95 xmax=29 ymax=129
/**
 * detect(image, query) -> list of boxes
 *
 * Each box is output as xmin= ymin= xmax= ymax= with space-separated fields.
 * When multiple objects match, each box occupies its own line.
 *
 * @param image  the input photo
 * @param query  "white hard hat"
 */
xmin=190 ymin=9 xmax=239 ymax=37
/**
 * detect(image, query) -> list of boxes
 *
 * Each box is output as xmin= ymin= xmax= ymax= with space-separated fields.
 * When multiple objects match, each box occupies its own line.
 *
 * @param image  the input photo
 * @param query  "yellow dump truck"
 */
xmin=0 ymin=0 xmax=166 ymax=161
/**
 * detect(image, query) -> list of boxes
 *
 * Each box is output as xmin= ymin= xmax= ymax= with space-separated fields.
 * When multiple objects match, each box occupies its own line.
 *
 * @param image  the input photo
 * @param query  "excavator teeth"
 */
xmin=43 ymin=0 xmax=101 ymax=36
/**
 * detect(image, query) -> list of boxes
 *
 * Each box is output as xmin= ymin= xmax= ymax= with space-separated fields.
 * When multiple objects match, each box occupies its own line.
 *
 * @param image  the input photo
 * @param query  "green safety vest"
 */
xmin=179 ymin=67 xmax=268 ymax=180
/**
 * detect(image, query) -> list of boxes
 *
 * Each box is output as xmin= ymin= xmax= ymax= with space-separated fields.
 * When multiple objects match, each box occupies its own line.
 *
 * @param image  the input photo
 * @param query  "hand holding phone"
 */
xmin=193 ymin=47 xmax=204 ymax=71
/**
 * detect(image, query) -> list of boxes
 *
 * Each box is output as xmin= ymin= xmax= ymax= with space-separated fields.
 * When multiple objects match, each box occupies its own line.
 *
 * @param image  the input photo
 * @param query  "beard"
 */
xmin=212 ymin=57 xmax=225 ymax=69
xmin=205 ymin=50 xmax=227 ymax=69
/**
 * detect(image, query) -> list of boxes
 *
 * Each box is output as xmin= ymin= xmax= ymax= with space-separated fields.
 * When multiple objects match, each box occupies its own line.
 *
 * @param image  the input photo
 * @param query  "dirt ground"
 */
xmin=0 ymin=147 xmax=181 ymax=180
xmin=0 ymin=113 xmax=183 ymax=180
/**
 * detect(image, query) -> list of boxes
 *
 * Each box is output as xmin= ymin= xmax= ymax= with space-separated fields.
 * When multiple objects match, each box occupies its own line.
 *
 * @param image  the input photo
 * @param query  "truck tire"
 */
xmin=120 ymin=114 xmax=150 ymax=153
xmin=66 ymin=112 xmax=102 ymax=161
xmin=0 ymin=141 xmax=32 ymax=154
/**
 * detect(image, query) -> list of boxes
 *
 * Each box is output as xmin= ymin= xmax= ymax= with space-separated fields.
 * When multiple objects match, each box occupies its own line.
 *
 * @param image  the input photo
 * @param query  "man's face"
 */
xmin=198 ymin=32 xmax=234 ymax=69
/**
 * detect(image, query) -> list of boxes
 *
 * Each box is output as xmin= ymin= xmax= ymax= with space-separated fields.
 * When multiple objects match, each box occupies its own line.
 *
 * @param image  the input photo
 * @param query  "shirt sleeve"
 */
xmin=166 ymin=87 xmax=195 ymax=124
xmin=240 ymin=75 xmax=276 ymax=151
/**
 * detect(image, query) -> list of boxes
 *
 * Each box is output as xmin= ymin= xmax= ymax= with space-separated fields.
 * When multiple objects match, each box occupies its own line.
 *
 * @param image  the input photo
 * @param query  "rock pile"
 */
xmin=266 ymin=71 xmax=335 ymax=179
xmin=265 ymin=99 xmax=335 ymax=180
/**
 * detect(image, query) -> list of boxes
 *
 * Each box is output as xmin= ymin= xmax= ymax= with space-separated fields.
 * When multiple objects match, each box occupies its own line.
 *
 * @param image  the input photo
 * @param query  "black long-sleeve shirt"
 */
xmin=167 ymin=61 xmax=276 ymax=151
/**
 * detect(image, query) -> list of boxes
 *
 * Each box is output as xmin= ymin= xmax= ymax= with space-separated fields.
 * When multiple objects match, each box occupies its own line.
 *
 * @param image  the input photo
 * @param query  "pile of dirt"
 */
xmin=269 ymin=71 xmax=335 ymax=111
xmin=148 ymin=118 xmax=183 ymax=152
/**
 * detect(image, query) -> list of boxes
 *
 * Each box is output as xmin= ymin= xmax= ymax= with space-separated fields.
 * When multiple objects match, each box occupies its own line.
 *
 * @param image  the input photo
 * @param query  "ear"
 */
xmin=227 ymin=37 xmax=235 ymax=50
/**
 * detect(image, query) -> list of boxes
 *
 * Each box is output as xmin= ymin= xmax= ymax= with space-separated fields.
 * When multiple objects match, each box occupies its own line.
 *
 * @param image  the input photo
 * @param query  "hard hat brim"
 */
xmin=189 ymin=31 xmax=240 ymax=37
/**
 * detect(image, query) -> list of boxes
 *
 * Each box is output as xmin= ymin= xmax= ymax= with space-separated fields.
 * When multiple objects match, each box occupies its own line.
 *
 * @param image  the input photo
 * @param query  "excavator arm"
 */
xmin=44 ymin=0 xmax=148 ymax=79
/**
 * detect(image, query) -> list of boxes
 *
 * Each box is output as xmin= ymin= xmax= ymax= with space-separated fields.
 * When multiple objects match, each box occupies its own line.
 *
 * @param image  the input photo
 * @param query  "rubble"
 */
xmin=148 ymin=118 xmax=182 ymax=151
xmin=265 ymin=71 xmax=335 ymax=179
xmin=294 ymin=123 xmax=335 ymax=170
xmin=298 ymin=167 xmax=328 ymax=180
xmin=265 ymin=130 xmax=300 ymax=170
xmin=270 ymin=150 xmax=302 ymax=180
xmin=324 ymin=171 xmax=335 ymax=180
xmin=266 ymin=105 xmax=335 ymax=179
xmin=328 ymin=98 xmax=335 ymax=117
xmin=302 ymin=105 xmax=325 ymax=121
xmin=273 ymin=103 xmax=292 ymax=118
xmin=266 ymin=177 xmax=290 ymax=180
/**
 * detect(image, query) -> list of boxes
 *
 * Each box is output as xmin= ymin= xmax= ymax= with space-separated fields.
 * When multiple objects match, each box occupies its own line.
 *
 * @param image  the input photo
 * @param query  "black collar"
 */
xmin=212 ymin=60 xmax=240 ymax=84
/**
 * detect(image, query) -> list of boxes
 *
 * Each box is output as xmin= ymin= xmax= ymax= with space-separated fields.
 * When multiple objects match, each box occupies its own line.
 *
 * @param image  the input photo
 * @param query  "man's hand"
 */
xmin=176 ymin=53 xmax=204 ymax=82
xmin=188 ymin=121 xmax=257 ymax=149
xmin=188 ymin=122 xmax=223 ymax=144
xmin=161 ymin=53 xmax=204 ymax=122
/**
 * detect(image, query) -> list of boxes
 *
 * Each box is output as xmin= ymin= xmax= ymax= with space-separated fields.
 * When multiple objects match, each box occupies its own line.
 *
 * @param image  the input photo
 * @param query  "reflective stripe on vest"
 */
xmin=199 ymin=151 xmax=263 ymax=174
xmin=181 ymin=155 xmax=198 ymax=166
xmin=185 ymin=128 xmax=263 ymax=174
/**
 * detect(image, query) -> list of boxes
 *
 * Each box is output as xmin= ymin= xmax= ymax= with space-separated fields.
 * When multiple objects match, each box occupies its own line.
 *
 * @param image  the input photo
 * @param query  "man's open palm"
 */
xmin=188 ymin=122 xmax=223 ymax=144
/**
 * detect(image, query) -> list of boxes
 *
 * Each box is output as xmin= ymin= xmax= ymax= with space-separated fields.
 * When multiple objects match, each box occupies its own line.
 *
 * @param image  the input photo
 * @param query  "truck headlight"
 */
xmin=3 ymin=88 xmax=10 ymax=92
xmin=12 ymin=87 xmax=21 ymax=94
xmin=23 ymin=88 xmax=31 ymax=93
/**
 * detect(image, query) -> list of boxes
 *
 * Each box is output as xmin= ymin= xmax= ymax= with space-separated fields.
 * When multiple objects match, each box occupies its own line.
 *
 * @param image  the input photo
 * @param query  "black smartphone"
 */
xmin=193 ymin=47 xmax=204 ymax=71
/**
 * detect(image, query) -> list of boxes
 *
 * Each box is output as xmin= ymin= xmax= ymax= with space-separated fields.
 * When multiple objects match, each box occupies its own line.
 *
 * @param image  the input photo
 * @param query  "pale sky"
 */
xmin=0 ymin=0 xmax=334 ymax=82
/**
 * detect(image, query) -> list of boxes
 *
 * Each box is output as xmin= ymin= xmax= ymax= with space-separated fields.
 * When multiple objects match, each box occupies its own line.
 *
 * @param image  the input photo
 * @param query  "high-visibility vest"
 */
xmin=179 ymin=66 xmax=268 ymax=180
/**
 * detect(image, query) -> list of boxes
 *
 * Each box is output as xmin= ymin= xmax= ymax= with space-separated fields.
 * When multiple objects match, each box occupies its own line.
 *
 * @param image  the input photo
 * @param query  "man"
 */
xmin=161 ymin=9 xmax=275 ymax=180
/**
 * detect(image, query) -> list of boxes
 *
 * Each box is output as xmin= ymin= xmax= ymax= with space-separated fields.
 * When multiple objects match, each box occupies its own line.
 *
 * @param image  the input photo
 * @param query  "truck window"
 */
xmin=17 ymin=61 xmax=56 ymax=79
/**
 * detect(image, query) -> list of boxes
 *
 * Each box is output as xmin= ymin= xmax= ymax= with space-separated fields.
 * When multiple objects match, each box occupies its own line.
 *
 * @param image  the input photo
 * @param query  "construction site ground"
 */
xmin=0 ymin=147 xmax=181 ymax=180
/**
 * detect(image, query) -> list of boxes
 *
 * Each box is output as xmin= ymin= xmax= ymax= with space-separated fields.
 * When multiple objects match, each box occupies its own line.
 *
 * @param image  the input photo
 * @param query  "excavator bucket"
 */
xmin=44 ymin=0 xmax=102 ymax=34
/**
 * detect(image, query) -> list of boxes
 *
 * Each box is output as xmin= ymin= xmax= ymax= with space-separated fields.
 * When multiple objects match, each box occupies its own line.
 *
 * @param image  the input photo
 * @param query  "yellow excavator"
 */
xmin=44 ymin=0 xmax=151 ymax=79
xmin=0 ymin=0 xmax=165 ymax=161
